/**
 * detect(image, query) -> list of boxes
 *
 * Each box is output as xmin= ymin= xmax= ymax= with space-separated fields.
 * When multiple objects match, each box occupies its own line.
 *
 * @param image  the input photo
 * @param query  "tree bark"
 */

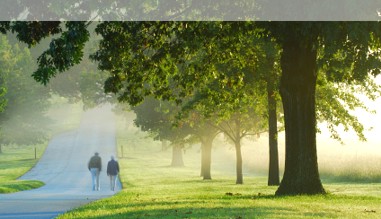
xmin=267 ymin=79 xmax=280 ymax=186
xmin=200 ymin=136 xmax=213 ymax=180
xmin=276 ymin=38 xmax=325 ymax=195
xmin=171 ymin=144 xmax=184 ymax=167
xmin=0 ymin=145 xmax=2 ymax=153
xmin=235 ymin=141 xmax=243 ymax=184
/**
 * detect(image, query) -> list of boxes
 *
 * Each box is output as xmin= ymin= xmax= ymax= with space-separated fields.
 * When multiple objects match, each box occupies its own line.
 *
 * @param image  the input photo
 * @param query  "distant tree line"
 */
xmin=0 ymin=35 xmax=51 ymax=153
xmin=0 ymin=29 xmax=108 ymax=153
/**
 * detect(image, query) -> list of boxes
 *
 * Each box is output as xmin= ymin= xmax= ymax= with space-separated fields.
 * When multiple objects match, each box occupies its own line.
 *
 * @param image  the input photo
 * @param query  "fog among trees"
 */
xmin=1 ymin=21 xmax=381 ymax=196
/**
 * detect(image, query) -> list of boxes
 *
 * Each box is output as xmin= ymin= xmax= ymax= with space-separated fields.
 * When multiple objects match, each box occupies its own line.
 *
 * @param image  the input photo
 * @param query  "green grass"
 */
xmin=57 ymin=148 xmax=381 ymax=219
xmin=0 ymin=144 xmax=46 ymax=193
xmin=57 ymin=116 xmax=381 ymax=218
xmin=0 ymin=179 xmax=44 ymax=193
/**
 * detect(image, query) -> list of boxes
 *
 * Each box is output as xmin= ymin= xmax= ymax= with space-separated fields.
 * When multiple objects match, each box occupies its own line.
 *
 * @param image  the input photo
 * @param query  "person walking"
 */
xmin=107 ymin=156 xmax=120 ymax=191
xmin=88 ymin=152 xmax=102 ymax=191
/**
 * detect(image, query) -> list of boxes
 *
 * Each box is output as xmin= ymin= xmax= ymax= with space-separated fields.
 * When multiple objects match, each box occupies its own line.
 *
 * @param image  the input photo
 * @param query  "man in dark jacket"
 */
xmin=88 ymin=152 xmax=102 ymax=191
xmin=107 ymin=156 xmax=120 ymax=191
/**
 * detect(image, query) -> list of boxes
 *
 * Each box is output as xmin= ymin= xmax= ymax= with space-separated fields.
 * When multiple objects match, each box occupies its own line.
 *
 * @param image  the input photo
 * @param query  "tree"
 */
xmin=261 ymin=45 xmax=282 ymax=186
xmin=176 ymin=110 xmax=219 ymax=180
xmin=90 ymin=21 xmax=381 ymax=194
xmin=259 ymin=22 xmax=381 ymax=195
xmin=180 ymin=64 xmax=268 ymax=184
xmin=133 ymin=97 xmax=193 ymax=167
xmin=217 ymin=113 xmax=266 ymax=184
xmin=0 ymin=35 xmax=51 ymax=151
xmin=0 ymin=37 xmax=8 ymax=153
xmin=3 ymin=21 xmax=381 ymax=195
xmin=195 ymin=123 xmax=218 ymax=180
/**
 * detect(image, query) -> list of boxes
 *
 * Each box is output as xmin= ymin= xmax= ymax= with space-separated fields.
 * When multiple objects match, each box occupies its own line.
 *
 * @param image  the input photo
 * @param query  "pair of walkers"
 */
xmin=88 ymin=152 xmax=120 ymax=191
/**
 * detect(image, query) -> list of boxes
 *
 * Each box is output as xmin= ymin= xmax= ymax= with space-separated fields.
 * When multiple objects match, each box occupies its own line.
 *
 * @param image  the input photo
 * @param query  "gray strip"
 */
xmin=0 ymin=0 xmax=380 ymax=21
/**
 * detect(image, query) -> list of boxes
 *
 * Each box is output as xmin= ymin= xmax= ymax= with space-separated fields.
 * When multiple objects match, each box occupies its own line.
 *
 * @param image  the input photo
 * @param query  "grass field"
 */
xmin=0 ymin=144 xmax=46 ymax=193
xmin=57 ymin=144 xmax=381 ymax=219
xmin=55 ymin=114 xmax=381 ymax=218
xmin=3 ymin=108 xmax=381 ymax=218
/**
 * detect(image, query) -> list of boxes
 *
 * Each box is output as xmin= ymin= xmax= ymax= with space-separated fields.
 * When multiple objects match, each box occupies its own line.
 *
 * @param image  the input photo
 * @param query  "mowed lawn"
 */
xmin=0 ymin=144 xmax=45 ymax=193
xmin=58 ymin=148 xmax=381 ymax=219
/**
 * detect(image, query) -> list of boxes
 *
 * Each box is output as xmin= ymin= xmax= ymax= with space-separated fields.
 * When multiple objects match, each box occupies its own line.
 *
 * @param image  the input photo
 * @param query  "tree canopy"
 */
xmin=2 ymin=21 xmax=381 ymax=195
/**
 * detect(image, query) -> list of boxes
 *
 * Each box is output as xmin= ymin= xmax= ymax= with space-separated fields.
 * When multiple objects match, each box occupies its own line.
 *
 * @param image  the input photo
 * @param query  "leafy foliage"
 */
xmin=133 ymin=97 xmax=193 ymax=147
xmin=0 ymin=35 xmax=51 ymax=145
xmin=5 ymin=21 xmax=381 ymax=194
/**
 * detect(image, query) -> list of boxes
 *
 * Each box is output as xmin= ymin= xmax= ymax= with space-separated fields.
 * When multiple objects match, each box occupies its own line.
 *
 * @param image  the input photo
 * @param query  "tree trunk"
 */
xmin=267 ymin=79 xmax=280 ymax=186
xmin=171 ymin=144 xmax=184 ymax=167
xmin=200 ymin=136 xmax=213 ymax=180
xmin=0 ymin=144 xmax=2 ymax=153
xmin=161 ymin=140 xmax=168 ymax=151
xmin=276 ymin=39 xmax=325 ymax=195
xmin=235 ymin=141 xmax=243 ymax=184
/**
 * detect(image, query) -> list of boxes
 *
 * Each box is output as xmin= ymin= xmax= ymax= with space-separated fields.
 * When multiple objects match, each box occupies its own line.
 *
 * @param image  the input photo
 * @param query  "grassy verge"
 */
xmin=58 ymin=146 xmax=381 ymax=219
xmin=0 ymin=144 xmax=46 ymax=193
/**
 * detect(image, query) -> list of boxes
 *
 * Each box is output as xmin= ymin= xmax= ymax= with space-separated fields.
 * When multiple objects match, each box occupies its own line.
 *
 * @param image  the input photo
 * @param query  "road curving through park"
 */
xmin=0 ymin=105 xmax=121 ymax=219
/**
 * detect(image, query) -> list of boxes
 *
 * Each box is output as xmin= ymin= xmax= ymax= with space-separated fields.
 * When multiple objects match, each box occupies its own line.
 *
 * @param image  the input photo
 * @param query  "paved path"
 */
xmin=0 ymin=105 xmax=121 ymax=219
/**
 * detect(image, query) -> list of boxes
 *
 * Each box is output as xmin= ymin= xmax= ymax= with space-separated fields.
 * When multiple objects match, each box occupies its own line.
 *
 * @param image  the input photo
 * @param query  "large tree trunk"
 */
xmin=267 ymin=78 xmax=280 ymax=186
xmin=276 ymin=38 xmax=325 ymax=195
xmin=200 ymin=136 xmax=213 ymax=180
xmin=235 ymin=141 xmax=243 ymax=184
xmin=161 ymin=140 xmax=168 ymax=151
xmin=171 ymin=144 xmax=184 ymax=167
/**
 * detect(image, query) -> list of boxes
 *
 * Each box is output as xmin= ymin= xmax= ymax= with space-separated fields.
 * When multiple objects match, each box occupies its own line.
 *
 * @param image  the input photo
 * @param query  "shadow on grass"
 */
xmin=77 ymin=204 xmax=334 ymax=219
xmin=68 ymin=192 xmax=343 ymax=218
xmin=112 ymin=206 xmax=295 ymax=219
xmin=321 ymin=174 xmax=381 ymax=184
